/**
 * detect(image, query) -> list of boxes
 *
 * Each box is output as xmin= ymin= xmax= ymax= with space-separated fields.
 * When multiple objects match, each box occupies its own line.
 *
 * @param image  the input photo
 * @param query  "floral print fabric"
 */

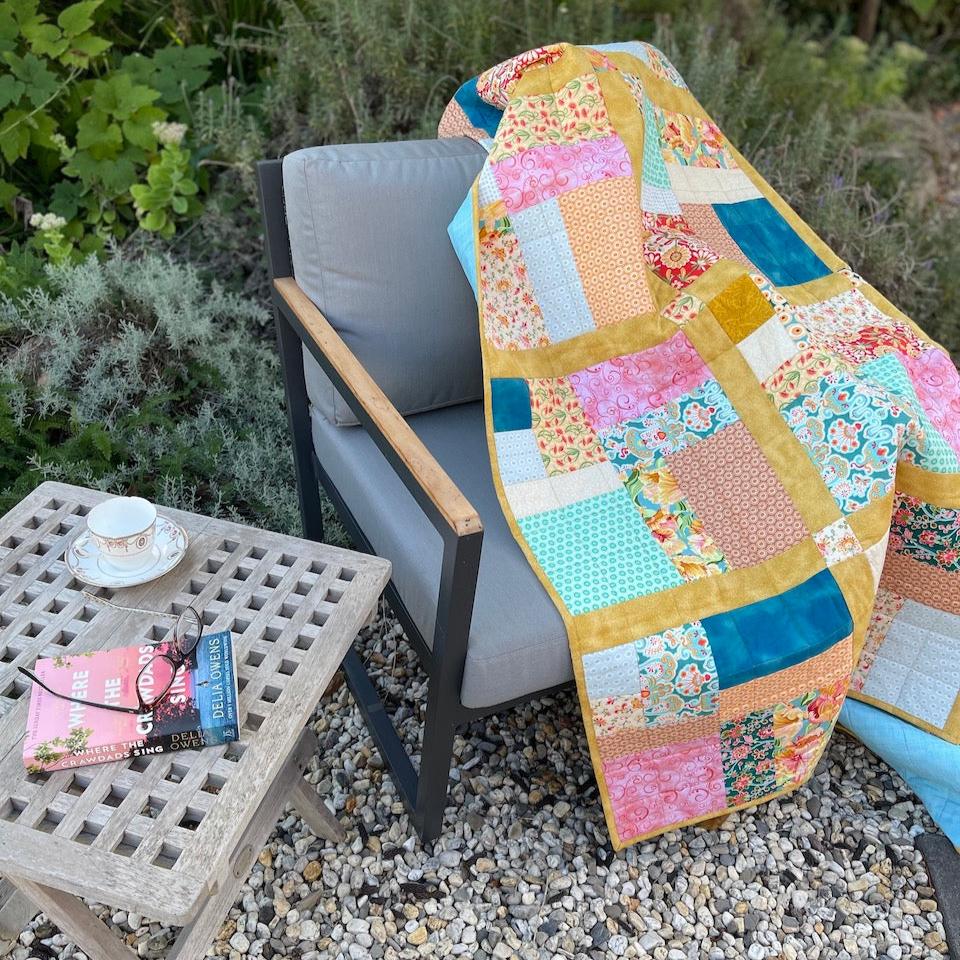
xmin=652 ymin=104 xmax=736 ymax=168
xmin=889 ymin=495 xmax=960 ymax=572
xmin=529 ymin=377 xmax=606 ymax=474
xmin=779 ymin=373 xmax=917 ymax=514
xmin=635 ymin=622 xmax=720 ymax=722
xmin=644 ymin=222 xmax=720 ymax=289
xmin=621 ymin=458 xmax=729 ymax=581
xmin=601 ymin=378 xmax=740 ymax=466
xmin=721 ymin=710 xmax=777 ymax=805
xmin=772 ymin=679 xmax=847 ymax=788
xmin=489 ymin=73 xmax=612 ymax=162
xmin=478 ymin=203 xmax=549 ymax=350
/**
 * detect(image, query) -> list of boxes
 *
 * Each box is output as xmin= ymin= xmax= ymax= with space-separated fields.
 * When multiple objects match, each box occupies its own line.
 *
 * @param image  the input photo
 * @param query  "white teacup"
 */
xmin=86 ymin=497 xmax=158 ymax=571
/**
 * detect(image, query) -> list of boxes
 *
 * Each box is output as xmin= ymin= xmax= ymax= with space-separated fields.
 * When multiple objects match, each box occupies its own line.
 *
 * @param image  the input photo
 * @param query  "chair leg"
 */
xmin=415 ymin=689 xmax=460 ymax=843
xmin=414 ymin=529 xmax=482 ymax=844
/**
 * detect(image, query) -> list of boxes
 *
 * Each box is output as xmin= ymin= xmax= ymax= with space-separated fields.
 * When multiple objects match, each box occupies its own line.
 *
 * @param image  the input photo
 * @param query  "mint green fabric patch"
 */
xmin=642 ymin=96 xmax=672 ymax=189
xmin=518 ymin=487 xmax=683 ymax=615
xmin=860 ymin=354 xmax=960 ymax=473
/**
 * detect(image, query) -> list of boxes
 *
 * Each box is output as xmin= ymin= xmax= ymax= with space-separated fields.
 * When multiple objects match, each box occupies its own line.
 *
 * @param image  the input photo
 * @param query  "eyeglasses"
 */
xmin=18 ymin=595 xmax=203 ymax=716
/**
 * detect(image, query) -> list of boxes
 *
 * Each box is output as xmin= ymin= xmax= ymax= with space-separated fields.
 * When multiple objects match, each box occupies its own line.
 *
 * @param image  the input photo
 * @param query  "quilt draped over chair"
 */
xmin=439 ymin=41 xmax=960 ymax=849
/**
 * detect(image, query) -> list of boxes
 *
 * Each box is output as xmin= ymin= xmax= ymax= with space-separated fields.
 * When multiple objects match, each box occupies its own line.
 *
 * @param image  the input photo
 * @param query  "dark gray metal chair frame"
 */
xmin=256 ymin=159 xmax=571 ymax=842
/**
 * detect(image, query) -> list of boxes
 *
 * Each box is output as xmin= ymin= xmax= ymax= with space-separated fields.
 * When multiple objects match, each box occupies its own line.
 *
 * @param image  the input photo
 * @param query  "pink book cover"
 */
xmin=23 ymin=630 xmax=239 ymax=773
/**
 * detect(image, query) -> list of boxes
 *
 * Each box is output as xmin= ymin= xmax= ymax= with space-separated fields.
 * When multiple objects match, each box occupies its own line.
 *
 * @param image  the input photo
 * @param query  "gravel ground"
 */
xmin=0 ymin=606 xmax=951 ymax=960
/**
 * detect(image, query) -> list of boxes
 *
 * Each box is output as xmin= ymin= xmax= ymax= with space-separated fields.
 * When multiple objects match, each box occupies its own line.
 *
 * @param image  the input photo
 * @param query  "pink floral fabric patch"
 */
xmin=904 ymin=346 xmax=960 ymax=458
xmin=491 ymin=134 xmax=633 ymax=213
xmin=569 ymin=331 xmax=711 ymax=432
xmin=603 ymin=735 xmax=726 ymax=841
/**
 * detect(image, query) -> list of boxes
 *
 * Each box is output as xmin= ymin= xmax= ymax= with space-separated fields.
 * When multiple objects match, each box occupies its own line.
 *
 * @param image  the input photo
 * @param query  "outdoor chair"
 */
xmin=257 ymin=139 xmax=576 ymax=842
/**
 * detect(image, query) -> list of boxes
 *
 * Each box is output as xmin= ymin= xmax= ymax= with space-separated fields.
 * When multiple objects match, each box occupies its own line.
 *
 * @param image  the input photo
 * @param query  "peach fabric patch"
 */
xmin=558 ymin=177 xmax=655 ymax=326
xmin=596 ymin=714 xmax=720 ymax=760
xmin=680 ymin=203 xmax=755 ymax=269
xmin=881 ymin=551 xmax=960 ymax=616
xmin=665 ymin=421 xmax=807 ymax=567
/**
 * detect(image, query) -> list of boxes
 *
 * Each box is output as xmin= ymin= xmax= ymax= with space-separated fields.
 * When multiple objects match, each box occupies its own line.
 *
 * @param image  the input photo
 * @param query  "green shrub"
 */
xmin=0 ymin=0 xmax=215 ymax=292
xmin=191 ymin=0 xmax=956 ymax=356
xmin=0 ymin=251 xmax=299 ymax=530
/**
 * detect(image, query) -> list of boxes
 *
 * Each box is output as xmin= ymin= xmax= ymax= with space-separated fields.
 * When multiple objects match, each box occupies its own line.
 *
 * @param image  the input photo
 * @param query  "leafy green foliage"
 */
xmin=130 ymin=139 xmax=201 ymax=238
xmin=0 ymin=0 xmax=217 ymax=293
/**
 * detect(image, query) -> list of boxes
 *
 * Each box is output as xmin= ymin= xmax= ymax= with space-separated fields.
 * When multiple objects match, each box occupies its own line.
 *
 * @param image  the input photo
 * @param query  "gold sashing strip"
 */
xmin=847 ymin=492 xmax=895 ymax=548
xmin=571 ymin=538 xmax=824 ymax=654
xmin=780 ymin=272 xmax=855 ymax=307
xmin=895 ymin=463 xmax=960 ymax=509
xmin=597 ymin=69 xmax=646 ymax=192
xmin=482 ymin=309 xmax=676 ymax=380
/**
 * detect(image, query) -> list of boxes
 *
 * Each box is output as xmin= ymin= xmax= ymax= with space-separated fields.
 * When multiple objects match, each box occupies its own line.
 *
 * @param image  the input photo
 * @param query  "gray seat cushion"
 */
xmin=283 ymin=139 xmax=487 ymax=426
xmin=310 ymin=402 xmax=571 ymax=708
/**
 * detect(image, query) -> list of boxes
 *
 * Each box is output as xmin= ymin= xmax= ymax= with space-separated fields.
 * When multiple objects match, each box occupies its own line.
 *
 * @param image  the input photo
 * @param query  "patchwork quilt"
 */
xmin=438 ymin=41 xmax=960 ymax=850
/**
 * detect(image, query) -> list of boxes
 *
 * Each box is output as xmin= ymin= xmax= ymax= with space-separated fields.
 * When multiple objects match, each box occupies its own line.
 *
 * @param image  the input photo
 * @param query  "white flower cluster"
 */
xmin=29 ymin=212 xmax=67 ymax=232
xmin=151 ymin=120 xmax=188 ymax=146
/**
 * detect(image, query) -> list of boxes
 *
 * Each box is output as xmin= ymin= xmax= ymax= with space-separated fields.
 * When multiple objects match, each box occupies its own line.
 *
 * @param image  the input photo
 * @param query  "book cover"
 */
xmin=23 ymin=630 xmax=240 ymax=773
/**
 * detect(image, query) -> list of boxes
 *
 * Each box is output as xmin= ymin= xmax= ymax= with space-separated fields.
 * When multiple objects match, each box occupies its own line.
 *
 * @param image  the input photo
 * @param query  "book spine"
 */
xmin=132 ymin=723 xmax=238 ymax=759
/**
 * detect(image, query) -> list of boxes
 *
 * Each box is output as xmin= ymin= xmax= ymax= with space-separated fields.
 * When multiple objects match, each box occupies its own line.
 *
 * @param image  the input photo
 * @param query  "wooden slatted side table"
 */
xmin=0 ymin=482 xmax=390 ymax=959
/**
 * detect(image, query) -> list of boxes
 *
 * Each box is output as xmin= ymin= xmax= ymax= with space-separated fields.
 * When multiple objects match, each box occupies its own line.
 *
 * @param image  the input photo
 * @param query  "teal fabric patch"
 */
xmin=641 ymin=95 xmax=672 ymax=189
xmin=779 ymin=372 xmax=913 ymax=515
xmin=447 ymin=189 xmax=477 ymax=298
xmin=635 ymin=621 xmax=720 ymax=724
xmin=703 ymin=569 xmax=852 ymax=688
xmin=860 ymin=354 xmax=960 ymax=474
xmin=453 ymin=77 xmax=502 ymax=137
xmin=491 ymin=378 xmax=532 ymax=432
xmin=518 ymin=488 xmax=683 ymax=616
xmin=712 ymin=198 xmax=830 ymax=287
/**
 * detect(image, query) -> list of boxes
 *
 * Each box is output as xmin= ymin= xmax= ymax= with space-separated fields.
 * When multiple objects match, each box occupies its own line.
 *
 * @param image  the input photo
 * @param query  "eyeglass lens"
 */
xmin=173 ymin=607 xmax=202 ymax=657
xmin=136 ymin=655 xmax=177 ymax=707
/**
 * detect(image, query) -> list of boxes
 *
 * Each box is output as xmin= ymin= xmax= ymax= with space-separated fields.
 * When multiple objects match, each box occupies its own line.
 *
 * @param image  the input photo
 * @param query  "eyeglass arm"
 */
xmin=17 ymin=666 xmax=147 ymax=716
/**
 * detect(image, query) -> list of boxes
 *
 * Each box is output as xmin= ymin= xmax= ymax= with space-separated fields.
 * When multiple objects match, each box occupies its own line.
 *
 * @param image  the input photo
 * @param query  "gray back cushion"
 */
xmin=283 ymin=138 xmax=487 ymax=425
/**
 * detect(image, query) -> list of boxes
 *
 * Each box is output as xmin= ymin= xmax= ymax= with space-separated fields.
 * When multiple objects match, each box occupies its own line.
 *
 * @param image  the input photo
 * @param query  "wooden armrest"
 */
xmin=273 ymin=277 xmax=483 ymax=538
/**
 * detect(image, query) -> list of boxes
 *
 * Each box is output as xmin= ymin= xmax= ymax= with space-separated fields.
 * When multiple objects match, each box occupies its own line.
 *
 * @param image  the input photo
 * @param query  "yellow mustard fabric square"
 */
xmin=709 ymin=274 xmax=774 ymax=342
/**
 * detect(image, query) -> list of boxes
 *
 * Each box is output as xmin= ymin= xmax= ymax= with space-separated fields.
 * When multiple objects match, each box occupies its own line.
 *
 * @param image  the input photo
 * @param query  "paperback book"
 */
xmin=23 ymin=630 xmax=239 ymax=773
